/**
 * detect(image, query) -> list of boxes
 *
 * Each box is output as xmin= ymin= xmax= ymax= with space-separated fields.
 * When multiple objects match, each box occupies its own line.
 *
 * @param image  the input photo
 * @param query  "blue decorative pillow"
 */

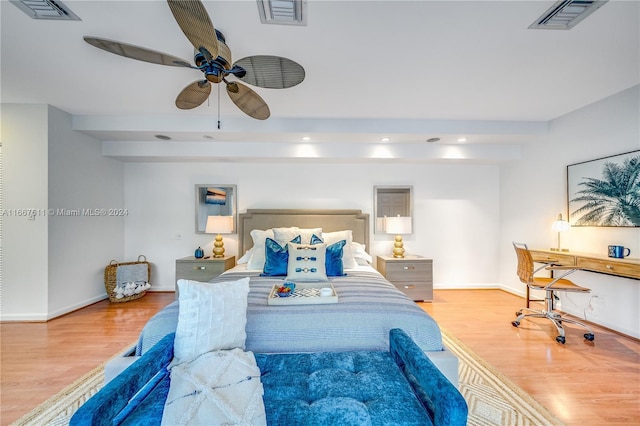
xmin=311 ymin=234 xmax=346 ymax=277
xmin=310 ymin=234 xmax=323 ymax=245
xmin=261 ymin=235 xmax=301 ymax=276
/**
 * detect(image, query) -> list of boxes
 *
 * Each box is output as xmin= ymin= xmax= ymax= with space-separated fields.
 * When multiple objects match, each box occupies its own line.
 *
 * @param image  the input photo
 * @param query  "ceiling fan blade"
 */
xmin=176 ymin=80 xmax=211 ymax=110
xmin=226 ymin=81 xmax=270 ymax=120
xmin=234 ymin=55 xmax=305 ymax=89
xmin=167 ymin=0 xmax=219 ymax=63
xmin=83 ymin=36 xmax=193 ymax=68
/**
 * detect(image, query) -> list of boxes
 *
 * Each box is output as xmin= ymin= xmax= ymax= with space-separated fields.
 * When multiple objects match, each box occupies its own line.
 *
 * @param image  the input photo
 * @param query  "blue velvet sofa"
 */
xmin=71 ymin=329 xmax=467 ymax=426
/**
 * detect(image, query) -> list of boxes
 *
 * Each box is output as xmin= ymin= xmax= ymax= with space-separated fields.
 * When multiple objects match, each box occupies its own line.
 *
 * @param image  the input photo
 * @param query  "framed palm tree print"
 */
xmin=567 ymin=150 xmax=640 ymax=227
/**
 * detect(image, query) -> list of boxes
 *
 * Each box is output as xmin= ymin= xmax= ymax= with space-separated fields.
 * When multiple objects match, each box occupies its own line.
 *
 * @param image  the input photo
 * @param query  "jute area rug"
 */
xmin=12 ymin=331 xmax=564 ymax=426
xmin=441 ymin=328 xmax=564 ymax=426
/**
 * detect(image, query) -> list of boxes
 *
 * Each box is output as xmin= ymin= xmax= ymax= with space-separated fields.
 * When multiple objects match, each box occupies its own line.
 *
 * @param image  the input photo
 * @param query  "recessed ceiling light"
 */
xmin=155 ymin=134 xmax=171 ymax=140
xmin=301 ymin=136 xmax=311 ymax=141
xmin=426 ymin=137 xmax=440 ymax=143
xmin=381 ymin=137 xmax=390 ymax=142
xmin=457 ymin=137 xmax=468 ymax=143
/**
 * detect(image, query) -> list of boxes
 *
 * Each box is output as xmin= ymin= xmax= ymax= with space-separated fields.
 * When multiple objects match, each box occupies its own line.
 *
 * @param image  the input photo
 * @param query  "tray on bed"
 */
xmin=267 ymin=282 xmax=338 ymax=305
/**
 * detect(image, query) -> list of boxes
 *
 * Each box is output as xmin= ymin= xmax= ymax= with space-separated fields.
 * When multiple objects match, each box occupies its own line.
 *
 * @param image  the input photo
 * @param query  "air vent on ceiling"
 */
xmin=10 ymin=0 xmax=80 ymax=20
xmin=529 ymin=0 xmax=607 ymax=30
xmin=257 ymin=0 xmax=306 ymax=26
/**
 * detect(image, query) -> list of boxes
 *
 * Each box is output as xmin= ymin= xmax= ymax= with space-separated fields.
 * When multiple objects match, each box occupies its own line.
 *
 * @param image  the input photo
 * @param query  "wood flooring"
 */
xmin=418 ymin=290 xmax=640 ymax=426
xmin=0 ymin=293 xmax=175 ymax=425
xmin=1 ymin=290 xmax=638 ymax=425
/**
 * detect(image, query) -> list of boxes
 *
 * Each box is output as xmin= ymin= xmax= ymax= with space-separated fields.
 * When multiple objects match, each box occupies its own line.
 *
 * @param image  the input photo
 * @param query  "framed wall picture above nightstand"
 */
xmin=377 ymin=255 xmax=433 ymax=302
xmin=175 ymin=255 xmax=236 ymax=293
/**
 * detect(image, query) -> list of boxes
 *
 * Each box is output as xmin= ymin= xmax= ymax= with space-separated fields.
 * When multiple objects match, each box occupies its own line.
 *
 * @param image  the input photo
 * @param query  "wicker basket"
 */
xmin=104 ymin=255 xmax=151 ymax=303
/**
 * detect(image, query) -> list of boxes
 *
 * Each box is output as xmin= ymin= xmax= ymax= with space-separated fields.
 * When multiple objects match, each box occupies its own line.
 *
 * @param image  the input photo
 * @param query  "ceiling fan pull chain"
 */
xmin=217 ymin=86 xmax=221 ymax=130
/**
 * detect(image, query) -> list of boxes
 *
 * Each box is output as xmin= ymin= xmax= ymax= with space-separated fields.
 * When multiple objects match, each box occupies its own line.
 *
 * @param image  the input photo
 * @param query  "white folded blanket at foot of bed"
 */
xmin=161 ymin=348 xmax=267 ymax=426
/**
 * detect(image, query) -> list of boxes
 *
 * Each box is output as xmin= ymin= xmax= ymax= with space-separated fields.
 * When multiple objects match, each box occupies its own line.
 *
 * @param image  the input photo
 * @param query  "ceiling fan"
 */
xmin=83 ymin=0 xmax=305 ymax=122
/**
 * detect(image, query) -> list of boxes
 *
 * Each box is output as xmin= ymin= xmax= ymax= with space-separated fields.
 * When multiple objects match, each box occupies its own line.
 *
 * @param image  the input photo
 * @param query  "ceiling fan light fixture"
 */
xmin=257 ymin=0 xmax=307 ymax=26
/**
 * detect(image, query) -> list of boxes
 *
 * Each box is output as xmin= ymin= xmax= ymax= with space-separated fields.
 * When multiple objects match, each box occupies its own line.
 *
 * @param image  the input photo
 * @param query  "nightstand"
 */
xmin=377 ymin=255 xmax=433 ymax=302
xmin=175 ymin=256 xmax=236 ymax=291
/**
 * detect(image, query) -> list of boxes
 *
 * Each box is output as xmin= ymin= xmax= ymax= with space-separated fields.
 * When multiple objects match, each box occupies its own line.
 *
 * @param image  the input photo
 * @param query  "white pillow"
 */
xmin=322 ymin=230 xmax=358 ymax=269
xmin=173 ymin=278 xmax=250 ymax=364
xmin=246 ymin=229 xmax=275 ymax=270
xmin=286 ymin=242 xmax=328 ymax=281
xmin=273 ymin=227 xmax=323 ymax=245
xmin=272 ymin=227 xmax=299 ymax=245
xmin=162 ymin=348 xmax=267 ymax=426
xmin=351 ymin=241 xmax=373 ymax=264
xmin=237 ymin=248 xmax=253 ymax=264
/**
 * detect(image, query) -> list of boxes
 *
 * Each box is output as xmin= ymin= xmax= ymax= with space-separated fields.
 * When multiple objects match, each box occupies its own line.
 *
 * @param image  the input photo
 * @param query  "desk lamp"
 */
xmin=550 ymin=213 xmax=570 ymax=252
xmin=205 ymin=215 xmax=234 ymax=258
xmin=385 ymin=216 xmax=412 ymax=258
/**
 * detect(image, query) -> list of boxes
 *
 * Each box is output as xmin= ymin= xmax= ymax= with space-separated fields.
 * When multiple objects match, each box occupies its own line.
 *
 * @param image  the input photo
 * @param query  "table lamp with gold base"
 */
xmin=385 ymin=216 xmax=412 ymax=258
xmin=205 ymin=215 xmax=234 ymax=258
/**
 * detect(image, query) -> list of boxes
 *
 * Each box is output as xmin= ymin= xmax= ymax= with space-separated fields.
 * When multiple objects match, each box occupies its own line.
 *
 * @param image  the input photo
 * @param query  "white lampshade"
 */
xmin=550 ymin=213 xmax=570 ymax=252
xmin=551 ymin=214 xmax=570 ymax=232
xmin=385 ymin=216 xmax=412 ymax=235
xmin=205 ymin=215 xmax=234 ymax=234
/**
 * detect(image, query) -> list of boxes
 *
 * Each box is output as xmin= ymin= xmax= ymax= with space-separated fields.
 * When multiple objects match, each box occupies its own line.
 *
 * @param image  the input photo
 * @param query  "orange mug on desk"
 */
xmin=608 ymin=245 xmax=631 ymax=258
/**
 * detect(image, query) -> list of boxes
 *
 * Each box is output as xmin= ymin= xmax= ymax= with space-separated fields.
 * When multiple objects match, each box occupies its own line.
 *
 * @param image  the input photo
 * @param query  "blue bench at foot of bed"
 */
xmin=71 ymin=329 xmax=467 ymax=426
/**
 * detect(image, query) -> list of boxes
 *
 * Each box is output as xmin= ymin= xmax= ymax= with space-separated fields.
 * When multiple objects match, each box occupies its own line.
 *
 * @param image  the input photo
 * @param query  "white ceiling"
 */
xmin=1 ymin=0 xmax=638 ymax=161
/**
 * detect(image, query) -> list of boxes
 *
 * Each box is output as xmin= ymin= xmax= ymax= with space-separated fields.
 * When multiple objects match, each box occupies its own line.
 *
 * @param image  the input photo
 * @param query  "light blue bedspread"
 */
xmin=136 ymin=269 xmax=443 ymax=355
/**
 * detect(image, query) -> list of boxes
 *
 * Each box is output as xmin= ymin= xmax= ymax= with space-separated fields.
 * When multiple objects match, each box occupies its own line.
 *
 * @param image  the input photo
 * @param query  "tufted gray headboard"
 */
xmin=238 ymin=209 xmax=369 ymax=255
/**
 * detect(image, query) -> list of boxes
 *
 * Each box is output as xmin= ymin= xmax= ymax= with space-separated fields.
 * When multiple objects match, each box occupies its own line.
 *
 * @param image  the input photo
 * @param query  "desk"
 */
xmin=526 ymin=249 xmax=640 ymax=308
xmin=529 ymin=249 xmax=640 ymax=279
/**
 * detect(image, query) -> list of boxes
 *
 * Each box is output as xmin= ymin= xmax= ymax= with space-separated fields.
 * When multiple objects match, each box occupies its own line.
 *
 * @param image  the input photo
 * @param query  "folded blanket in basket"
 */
xmin=161 ymin=348 xmax=267 ymax=426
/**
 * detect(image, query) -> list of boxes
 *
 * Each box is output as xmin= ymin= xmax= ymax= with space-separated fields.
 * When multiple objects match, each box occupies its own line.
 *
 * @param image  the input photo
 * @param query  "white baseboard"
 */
xmin=0 ymin=294 xmax=108 ymax=322
xmin=0 ymin=312 xmax=50 ymax=322
xmin=148 ymin=286 xmax=176 ymax=292
xmin=495 ymin=285 xmax=527 ymax=298
xmin=433 ymin=282 xmax=526 ymax=296
xmin=433 ymin=283 xmax=497 ymax=290
xmin=47 ymin=294 xmax=109 ymax=320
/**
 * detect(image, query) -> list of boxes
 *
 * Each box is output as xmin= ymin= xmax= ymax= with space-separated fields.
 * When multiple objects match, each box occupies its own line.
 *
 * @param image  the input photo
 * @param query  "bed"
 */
xmin=82 ymin=209 xmax=464 ymax=425
xmin=132 ymin=209 xmax=458 ymax=384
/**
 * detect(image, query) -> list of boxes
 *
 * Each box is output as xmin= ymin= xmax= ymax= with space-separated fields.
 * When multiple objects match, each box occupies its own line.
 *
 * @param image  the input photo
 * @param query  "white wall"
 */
xmin=499 ymin=85 xmax=640 ymax=338
xmin=1 ymin=104 xmax=124 ymax=320
xmin=47 ymin=106 xmax=125 ymax=317
xmin=2 ymin=104 xmax=50 ymax=319
xmin=123 ymin=162 xmax=500 ymax=292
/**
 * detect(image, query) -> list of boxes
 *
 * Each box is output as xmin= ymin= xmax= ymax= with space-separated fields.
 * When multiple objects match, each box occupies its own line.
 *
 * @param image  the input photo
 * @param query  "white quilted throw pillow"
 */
xmin=173 ymin=278 xmax=250 ymax=364
xmin=161 ymin=348 xmax=266 ymax=426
